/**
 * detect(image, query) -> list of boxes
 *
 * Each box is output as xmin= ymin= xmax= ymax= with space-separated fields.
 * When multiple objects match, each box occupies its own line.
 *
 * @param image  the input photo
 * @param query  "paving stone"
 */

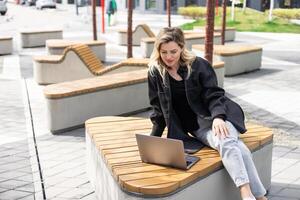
xmin=277 ymin=188 xmax=300 ymax=199
xmin=268 ymin=184 xmax=285 ymax=195
xmin=0 ymin=171 xmax=28 ymax=179
xmin=0 ymin=190 xmax=32 ymax=200
xmin=269 ymin=197 xmax=299 ymax=200
xmin=45 ymin=186 xmax=70 ymax=199
xmin=57 ymin=188 xmax=94 ymax=199
xmin=273 ymin=162 xmax=300 ymax=180
xmin=18 ymin=194 xmax=35 ymax=200
xmin=0 ymin=187 xmax=9 ymax=193
xmin=0 ymin=179 xmax=31 ymax=190
xmin=80 ymin=193 xmax=97 ymax=200
xmin=55 ymin=178 xmax=89 ymax=188
xmin=15 ymin=183 xmax=35 ymax=193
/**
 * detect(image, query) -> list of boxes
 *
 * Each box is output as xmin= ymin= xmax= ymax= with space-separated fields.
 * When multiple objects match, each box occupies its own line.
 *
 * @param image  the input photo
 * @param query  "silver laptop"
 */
xmin=136 ymin=134 xmax=200 ymax=170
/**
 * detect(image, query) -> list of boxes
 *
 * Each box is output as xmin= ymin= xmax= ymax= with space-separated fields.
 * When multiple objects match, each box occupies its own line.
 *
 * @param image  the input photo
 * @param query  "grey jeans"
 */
xmin=192 ymin=120 xmax=266 ymax=198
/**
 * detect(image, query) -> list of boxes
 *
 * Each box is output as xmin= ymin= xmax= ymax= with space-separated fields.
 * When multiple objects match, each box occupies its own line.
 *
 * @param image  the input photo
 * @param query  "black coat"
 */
xmin=148 ymin=57 xmax=246 ymax=152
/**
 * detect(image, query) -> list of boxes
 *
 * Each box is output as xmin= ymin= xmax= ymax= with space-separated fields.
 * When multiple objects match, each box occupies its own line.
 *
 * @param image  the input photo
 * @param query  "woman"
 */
xmin=147 ymin=27 xmax=267 ymax=200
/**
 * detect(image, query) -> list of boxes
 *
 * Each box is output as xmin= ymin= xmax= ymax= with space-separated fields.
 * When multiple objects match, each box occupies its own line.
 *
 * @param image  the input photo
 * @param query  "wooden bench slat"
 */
xmin=86 ymin=117 xmax=273 ymax=197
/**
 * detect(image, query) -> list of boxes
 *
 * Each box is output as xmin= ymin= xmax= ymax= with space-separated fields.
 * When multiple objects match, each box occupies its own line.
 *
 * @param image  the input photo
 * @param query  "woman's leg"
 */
xmin=193 ymin=121 xmax=266 ymax=199
xmin=237 ymin=140 xmax=266 ymax=198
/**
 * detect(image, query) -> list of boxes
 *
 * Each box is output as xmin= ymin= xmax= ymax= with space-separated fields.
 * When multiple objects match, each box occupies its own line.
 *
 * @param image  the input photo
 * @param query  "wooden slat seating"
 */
xmin=20 ymin=29 xmax=63 ymax=48
xmin=46 ymin=39 xmax=106 ymax=61
xmin=43 ymin=69 xmax=149 ymax=133
xmin=33 ymin=44 xmax=149 ymax=84
xmin=191 ymin=26 xmax=236 ymax=42
xmin=0 ymin=36 xmax=13 ymax=55
xmin=86 ymin=116 xmax=273 ymax=200
xmin=192 ymin=44 xmax=263 ymax=76
xmin=141 ymin=33 xmax=221 ymax=58
xmin=118 ymin=24 xmax=156 ymax=46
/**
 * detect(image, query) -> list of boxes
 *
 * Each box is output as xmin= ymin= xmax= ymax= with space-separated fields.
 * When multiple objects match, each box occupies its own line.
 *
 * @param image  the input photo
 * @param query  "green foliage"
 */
xmin=180 ymin=7 xmax=300 ymax=33
xmin=272 ymin=9 xmax=300 ymax=19
xmin=177 ymin=7 xmax=207 ymax=19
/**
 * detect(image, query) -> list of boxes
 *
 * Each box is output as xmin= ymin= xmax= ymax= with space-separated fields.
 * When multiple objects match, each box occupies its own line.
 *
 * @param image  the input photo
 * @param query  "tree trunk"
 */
xmin=92 ymin=0 xmax=97 ymax=40
xmin=127 ymin=0 xmax=133 ymax=58
xmin=205 ymin=0 xmax=215 ymax=64
xmin=269 ymin=0 xmax=274 ymax=21
xmin=167 ymin=0 xmax=171 ymax=27
xmin=221 ymin=0 xmax=227 ymax=45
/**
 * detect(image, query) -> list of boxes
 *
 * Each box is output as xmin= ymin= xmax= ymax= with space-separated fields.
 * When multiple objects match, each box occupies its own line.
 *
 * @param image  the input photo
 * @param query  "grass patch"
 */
xmin=180 ymin=7 xmax=300 ymax=33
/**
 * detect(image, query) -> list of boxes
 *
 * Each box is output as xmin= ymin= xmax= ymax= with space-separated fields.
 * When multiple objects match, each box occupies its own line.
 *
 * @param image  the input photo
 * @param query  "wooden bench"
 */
xmin=43 ymin=69 xmax=149 ymax=133
xmin=141 ymin=33 xmax=221 ymax=58
xmin=118 ymin=24 xmax=156 ymax=46
xmin=20 ymin=29 xmax=63 ymax=48
xmin=46 ymin=39 xmax=106 ymax=61
xmin=0 ymin=36 xmax=13 ymax=55
xmin=192 ymin=26 xmax=236 ymax=42
xmin=86 ymin=116 xmax=273 ymax=200
xmin=33 ymin=44 xmax=149 ymax=84
xmin=192 ymin=44 xmax=263 ymax=76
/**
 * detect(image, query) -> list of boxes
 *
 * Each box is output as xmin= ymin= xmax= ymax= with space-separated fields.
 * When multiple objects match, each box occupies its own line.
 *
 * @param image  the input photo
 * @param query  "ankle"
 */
xmin=240 ymin=184 xmax=255 ymax=199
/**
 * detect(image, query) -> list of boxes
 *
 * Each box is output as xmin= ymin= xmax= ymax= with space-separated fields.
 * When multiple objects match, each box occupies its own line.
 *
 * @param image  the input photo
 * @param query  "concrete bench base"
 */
xmin=141 ymin=34 xmax=221 ymax=58
xmin=118 ymin=24 xmax=155 ymax=46
xmin=86 ymin=123 xmax=272 ymax=200
xmin=192 ymin=27 xmax=236 ymax=42
xmin=44 ymin=70 xmax=149 ymax=133
xmin=0 ymin=37 xmax=13 ymax=55
xmin=192 ymin=45 xmax=262 ymax=76
xmin=34 ymin=51 xmax=96 ymax=84
xmin=46 ymin=39 xmax=106 ymax=61
xmin=217 ymin=51 xmax=262 ymax=76
xmin=20 ymin=29 xmax=63 ymax=48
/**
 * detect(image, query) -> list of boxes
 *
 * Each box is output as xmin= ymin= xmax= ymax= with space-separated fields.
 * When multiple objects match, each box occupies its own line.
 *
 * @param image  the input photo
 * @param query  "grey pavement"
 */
xmin=0 ymin=2 xmax=300 ymax=200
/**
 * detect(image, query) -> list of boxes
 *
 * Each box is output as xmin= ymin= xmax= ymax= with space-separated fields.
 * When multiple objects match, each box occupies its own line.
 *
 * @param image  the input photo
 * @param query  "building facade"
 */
xmin=59 ymin=0 xmax=300 ymax=13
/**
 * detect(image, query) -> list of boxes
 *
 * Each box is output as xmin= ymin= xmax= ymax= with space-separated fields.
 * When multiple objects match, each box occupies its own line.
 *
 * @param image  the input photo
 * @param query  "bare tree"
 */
xmin=167 ymin=0 xmax=171 ymax=27
xmin=269 ymin=0 xmax=274 ymax=21
xmin=205 ymin=0 xmax=216 ymax=64
xmin=221 ymin=0 xmax=227 ymax=45
xmin=127 ymin=0 xmax=133 ymax=58
xmin=92 ymin=0 xmax=97 ymax=40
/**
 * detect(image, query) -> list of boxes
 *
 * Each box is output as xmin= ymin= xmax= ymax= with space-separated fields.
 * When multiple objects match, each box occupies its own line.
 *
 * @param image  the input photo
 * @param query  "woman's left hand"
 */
xmin=212 ymin=118 xmax=229 ymax=139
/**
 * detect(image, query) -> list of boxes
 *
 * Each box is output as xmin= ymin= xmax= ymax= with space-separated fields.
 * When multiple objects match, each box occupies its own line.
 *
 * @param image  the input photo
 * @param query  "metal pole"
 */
xmin=101 ymin=0 xmax=105 ymax=33
xmin=167 ymin=0 xmax=171 ymax=27
xmin=75 ymin=0 xmax=79 ymax=15
xmin=221 ymin=0 xmax=227 ymax=45
xmin=92 ymin=0 xmax=97 ymax=40
xmin=127 ymin=0 xmax=133 ymax=58
xmin=205 ymin=0 xmax=215 ymax=64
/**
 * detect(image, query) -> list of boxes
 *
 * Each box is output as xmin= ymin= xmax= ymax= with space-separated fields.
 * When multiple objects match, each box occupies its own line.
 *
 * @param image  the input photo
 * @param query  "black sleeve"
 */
xmin=148 ymin=70 xmax=166 ymax=137
xmin=198 ymin=59 xmax=227 ymax=119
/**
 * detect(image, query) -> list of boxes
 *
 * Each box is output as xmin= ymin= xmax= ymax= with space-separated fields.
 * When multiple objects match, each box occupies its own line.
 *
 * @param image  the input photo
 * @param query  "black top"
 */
xmin=169 ymin=74 xmax=199 ymax=132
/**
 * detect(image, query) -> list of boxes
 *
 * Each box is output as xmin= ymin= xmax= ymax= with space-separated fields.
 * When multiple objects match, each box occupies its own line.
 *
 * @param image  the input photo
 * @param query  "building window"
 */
xmin=164 ymin=0 xmax=177 ymax=11
xmin=186 ymin=0 xmax=198 ymax=6
xmin=284 ymin=0 xmax=291 ymax=7
xmin=146 ymin=0 xmax=157 ymax=9
xmin=125 ymin=0 xmax=140 ymax=8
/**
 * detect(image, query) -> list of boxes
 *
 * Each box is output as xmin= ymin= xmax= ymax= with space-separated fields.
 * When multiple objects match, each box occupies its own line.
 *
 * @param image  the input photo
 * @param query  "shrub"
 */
xmin=178 ymin=7 xmax=207 ymax=19
xmin=272 ymin=9 xmax=300 ymax=19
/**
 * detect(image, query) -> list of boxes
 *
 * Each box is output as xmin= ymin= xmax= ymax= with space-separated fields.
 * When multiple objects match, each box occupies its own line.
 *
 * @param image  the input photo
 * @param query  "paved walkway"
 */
xmin=0 ymin=2 xmax=300 ymax=200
